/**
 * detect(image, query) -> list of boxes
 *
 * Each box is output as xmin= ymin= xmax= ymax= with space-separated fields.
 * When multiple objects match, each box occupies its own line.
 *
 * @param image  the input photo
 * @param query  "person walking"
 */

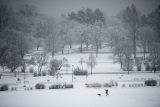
xmin=105 ymin=89 xmax=109 ymax=96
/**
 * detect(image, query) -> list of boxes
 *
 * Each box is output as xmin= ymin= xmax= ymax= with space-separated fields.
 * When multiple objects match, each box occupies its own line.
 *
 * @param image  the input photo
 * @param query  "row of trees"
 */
xmin=0 ymin=5 xmax=40 ymax=72
xmin=0 ymin=3 xmax=160 ymax=73
xmin=111 ymin=4 xmax=160 ymax=73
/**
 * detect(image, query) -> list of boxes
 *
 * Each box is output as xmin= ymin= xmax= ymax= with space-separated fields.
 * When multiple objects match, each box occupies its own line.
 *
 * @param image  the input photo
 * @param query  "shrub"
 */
xmin=122 ymin=84 xmax=126 ymax=87
xmin=86 ymin=83 xmax=102 ymax=88
xmin=103 ymin=83 xmax=112 ymax=87
xmin=38 ymin=73 xmax=41 ymax=76
xmin=49 ymin=59 xmax=62 ymax=76
xmin=49 ymin=84 xmax=61 ymax=89
xmin=145 ymin=80 xmax=157 ymax=86
xmin=137 ymin=65 xmax=141 ymax=71
xmin=0 ymin=74 xmax=2 ymax=79
xmin=42 ymin=72 xmax=46 ymax=76
xmin=110 ymin=81 xmax=118 ymax=86
xmin=49 ymin=70 xmax=56 ymax=76
xmin=50 ymin=59 xmax=62 ymax=71
xmin=29 ymin=67 xmax=34 ymax=73
xmin=17 ymin=78 xmax=21 ymax=81
xmin=73 ymin=68 xmax=88 ymax=75
xmin=27 ymin=57 xmax=36 ymax=65
xmin=49 ymin=84 xmax=73 ymax=89
xmin=11 ymin=87 xmax=17 ymax=91
xmin=0 ymin=85 xmax=8 ymax=91
xmin=65 ymin=84 xmax=73 ymax=88
xmin=35 ymin=83 xmax=45 ymax=89
xmin=33 ymin=73 xmax=38 ymax=77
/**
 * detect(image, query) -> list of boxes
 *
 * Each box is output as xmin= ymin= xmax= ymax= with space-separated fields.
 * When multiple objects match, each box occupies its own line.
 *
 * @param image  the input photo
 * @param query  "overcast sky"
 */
xmin=1 ymin=0 xmax=160 ymax=17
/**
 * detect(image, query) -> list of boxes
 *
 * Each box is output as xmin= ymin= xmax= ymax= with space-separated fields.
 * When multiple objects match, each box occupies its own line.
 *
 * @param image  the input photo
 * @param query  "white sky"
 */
xmin=1 ymin=0 xmax=160 ymax=17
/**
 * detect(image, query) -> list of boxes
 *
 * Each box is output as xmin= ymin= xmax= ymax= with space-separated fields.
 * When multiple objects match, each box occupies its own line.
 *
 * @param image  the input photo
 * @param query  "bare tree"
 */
xmin=79 ymin=58 xmax=85 ymax=70
xmin=108 ymin=25 xmax=129 ymax=69
xmin=90 ymin=22 xmax=104 ymax=57
xmin=42 ymin=17 xmax=60 ymax=57
xmin=86 ymin=53 xmax=97 ymax=74
xmin=137 ymin=26 xmax=156 ymax=60
xmin=35 ymin=53 xmax=48 ymax=74
xmin=118 ymin=4 xmax=140 ymax=58
xmin=7 ymin=50 xmax=22 ymax=73
xmin=121 ymin=41 xmax=134 ymax=74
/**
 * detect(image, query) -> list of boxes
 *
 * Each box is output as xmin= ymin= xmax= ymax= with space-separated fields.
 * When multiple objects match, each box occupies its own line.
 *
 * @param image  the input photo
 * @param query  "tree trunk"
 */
xmin=127 ymin=56 xmax=130 ymax=74
xmin=62 ymin=45 xmax=64 ymax=54
xmin=133 ymin=31 xmax=136 ymax=58
xmin=91 ymin=62 xmax=92 ymax=75
xmin=80 ymin=42 xmax=83 ymax=53
xmin=69 ymin=39 xmax=72 ymax=48
xmin=86 ymin=42 xmax=89 ymax=51
xmin=39 ymin=65 xmax=43 ymax=74
xmin=52 ymin=51 xmax=55 ymax=57
xmin=143 ymin=47 xmax=146 ymax=60
xmin=11 ymin=67 xmax=16 ymax=73
xmin=37 ymin=44 xmax=40 ymax=51
xmin=80 ymin=35 xmax=83 ymax=53
xmin=96 ymin=41 xmax=98 ymax=58
xmin=120 ymin=56 xmax=123 ymax=69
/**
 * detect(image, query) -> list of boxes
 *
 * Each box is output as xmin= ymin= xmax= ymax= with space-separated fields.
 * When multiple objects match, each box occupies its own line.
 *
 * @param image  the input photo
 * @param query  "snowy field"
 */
xmin=0 ymin=53 xmax=160 ymax=107
xmin=0 ymin=85 xmax=160 ymax=107
xmin=0 ymin=73 xmax=160 ymax=107
xmin=54 ymin=53 xmax=122 ymax=73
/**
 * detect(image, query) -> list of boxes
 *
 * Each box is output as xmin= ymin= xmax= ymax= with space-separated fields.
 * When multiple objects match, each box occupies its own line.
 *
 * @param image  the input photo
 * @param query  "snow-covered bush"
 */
xmin=86 ymin=82 xmax=116 ymax=88
xmin=86 ymin=83 xmax=102 ymax=88
xmin=73 ymin=68 xmax=88 ymax=75
xmin=122 ymin=84 xmax=126 ymax=87
xmin=0 ymin=84 xmax=8 ymax=91
xmin=65 ymin=84 xmax=73 ymax=88
xmin=135 ymin=57 xmax=143 ymax=71
xmin=145 ymin=80 xmax=157 ymax=86
xmin=49 ymin=84 xmax=60 ymax=89
xmin=145 ymin=65 xmax=151 ymax=71
xmin=38 ymin=73 xmax=41 ymax=76
xmin=49 ymin=84 xmax=73 ymax=89
xmin=33 ymin=72 xmax=38 ymax=77
xmin=42 ymin=72 xmax=46 ymax=76
xmin=35 ymin=83 xmax=45 ymax=89
xmin=49 ymin=59 xmax=62 ymax=76
xmin=29 ymin=67 xmax=34 ymax=73
xmin=103 ymin=83 xmax=112 ymax=87
xmin=144 ymin=61 xmax=151 ymax=71
xmin=110 ymin=81 xmax=118 ymax=86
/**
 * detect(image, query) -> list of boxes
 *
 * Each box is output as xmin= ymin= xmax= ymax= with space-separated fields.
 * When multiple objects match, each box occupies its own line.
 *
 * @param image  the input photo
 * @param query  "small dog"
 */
xmin=97 ymin=94 xmax=101 ymax=96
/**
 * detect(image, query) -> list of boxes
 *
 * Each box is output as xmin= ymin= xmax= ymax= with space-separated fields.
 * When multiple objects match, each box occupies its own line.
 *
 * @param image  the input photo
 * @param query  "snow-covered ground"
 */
xmin=55 ymin=53 xmax=122 ymax=73
xmin=0 ymin=84 xmax=160 ymax=107
xmin=0 ymin=73 xmax=160 ymax=107
xmin=0 ymin=52 xmax=160 ymax=107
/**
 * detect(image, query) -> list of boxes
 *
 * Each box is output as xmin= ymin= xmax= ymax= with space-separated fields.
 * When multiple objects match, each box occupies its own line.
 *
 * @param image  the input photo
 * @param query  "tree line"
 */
xmin=0 ymin=3 xmax=160 ymax=73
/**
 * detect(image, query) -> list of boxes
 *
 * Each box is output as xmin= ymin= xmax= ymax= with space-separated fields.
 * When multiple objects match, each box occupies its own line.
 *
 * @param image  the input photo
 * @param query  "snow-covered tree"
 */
xmin=137 ymin=26 xmax=157 ymax=59
xmin=35 ymin=53 xmax=48 ymax=73
xmin=49 ymin=59 xmax=62 ymax=76
xmin=118 ymin=4 xmax=141 ymax=58
xmin=86 ymin=53 xmax=97 ymax=74
xmin=79 ymin=58 xmax=85 ymax=70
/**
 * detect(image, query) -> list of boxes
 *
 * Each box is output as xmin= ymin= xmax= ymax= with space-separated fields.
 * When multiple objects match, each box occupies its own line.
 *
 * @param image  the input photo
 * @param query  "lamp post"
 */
xmin=72 ymin=65 xmax=74 ymax=82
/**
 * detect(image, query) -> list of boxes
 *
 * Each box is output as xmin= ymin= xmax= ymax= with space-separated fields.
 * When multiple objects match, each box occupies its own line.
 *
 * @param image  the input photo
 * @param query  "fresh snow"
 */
xmin=0 ymin=85 xmax=160 ymax=107
xmin=0 ymin=53 xmax=160 ymax=107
